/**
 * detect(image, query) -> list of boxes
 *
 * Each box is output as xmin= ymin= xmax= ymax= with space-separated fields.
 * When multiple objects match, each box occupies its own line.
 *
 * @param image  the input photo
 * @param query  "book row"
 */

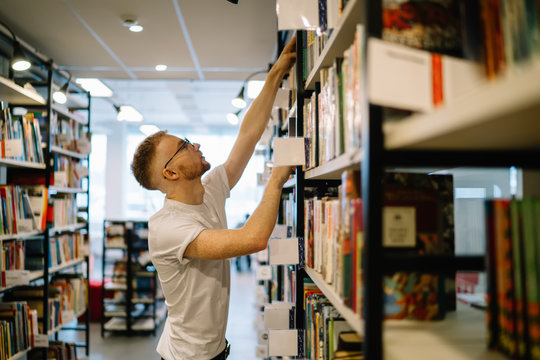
xmin=50 ymin=112 xmax=90 ymax=154
xmin=28 ymin=341 xmax=78 ymax=360
xmin=0 ymin=301 xmax=36 ymax=360
xmin=0 ymin=105 xmax=44 ymax=165
xmin=4 ymin=276 xmax=88 ymax=334
xmin=300 ymin=170 xmax=456 ymax=320
xmin=304 ymin=24 xmax=364 ymax=168
xmin=305 ymin=280 xmax=362 ymax=360
xmin=486 ymin=197 xmax=540 ymax=359
xmin=0 ymin=185 xmax=38 ymax=236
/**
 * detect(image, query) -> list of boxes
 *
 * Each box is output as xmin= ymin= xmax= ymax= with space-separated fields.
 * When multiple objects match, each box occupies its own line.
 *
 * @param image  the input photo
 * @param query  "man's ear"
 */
xmin=162 ymin=167 xmax=179 ymax=180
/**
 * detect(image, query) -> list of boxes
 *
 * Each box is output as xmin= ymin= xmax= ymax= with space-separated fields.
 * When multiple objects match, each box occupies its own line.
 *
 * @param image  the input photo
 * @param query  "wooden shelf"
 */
xmin=304 ymin=0 xmax=364 ymax=90
xmin=52 ymin=104 xmax=88 ymax=125
xmin=0 ymin=230 xmax=43 ymax=241
xmin=384 ymin=303 xmax=506 ymax=360
xmin=304 ymin=149 xmax=362 ymax=180
xmin=304 ymin=266 xmax=363 ymax=336
xmin=49 ymin=223 xmax=86 ymax=234
xmin=0 ymin=158 xmax=46 ymax=169
xmin=8 ymin=348 xmax=31 ymax=360
xmin=49 ymin=257 xmax=85 ymax=274
xmin=0 ymin=76 xmax=46 ymax=105
xmin=384 ymin=62 xmax=540 ymax=151
xmin=49 ymin=186 xmax=86 ymax=194
xmin=50 ymin=145 xmax=88 ymax=159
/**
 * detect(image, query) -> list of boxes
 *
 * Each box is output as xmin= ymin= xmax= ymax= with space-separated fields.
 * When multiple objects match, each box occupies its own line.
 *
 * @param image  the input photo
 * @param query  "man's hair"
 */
xmin=131 ymin=130 xmax=168 ymax=190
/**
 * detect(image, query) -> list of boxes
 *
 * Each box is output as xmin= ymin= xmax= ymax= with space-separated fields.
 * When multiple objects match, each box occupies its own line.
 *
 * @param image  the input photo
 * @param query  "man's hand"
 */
xmin=270 ymin=165 xmax=295 ymax=187
xmin=270 ymin=35 xmax=297 ymax=79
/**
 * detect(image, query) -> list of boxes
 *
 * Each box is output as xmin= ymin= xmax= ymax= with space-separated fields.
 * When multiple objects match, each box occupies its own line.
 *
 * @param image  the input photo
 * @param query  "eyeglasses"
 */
xmin=163 ymin=137 xmax=191 ymax=169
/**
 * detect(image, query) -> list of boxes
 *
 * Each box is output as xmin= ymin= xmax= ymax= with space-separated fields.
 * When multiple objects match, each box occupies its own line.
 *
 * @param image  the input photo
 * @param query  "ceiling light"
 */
xmin=116 ymin=105 xmax=143 ymax=122
xmin=0 ymin=20 xmax=32 ymax=71
xmin=231 ymin=86 xmax=246 ymax=109
xmin=246 ymin=80 xmax=265 ymax=99
xmin=122 ymin=18 xmax=143 ymax=32
xmin=53 ymin=72 xmax=71 ymax=105
xmin=75 ymin=78 xmax=113 ymax=97
xmin=139 ymin=124 xmax=160 ymax=136
xmin=227 ymin=110 xmax=241 ymax=125
xmin=155 ymin=64 xmax=167 ymax=71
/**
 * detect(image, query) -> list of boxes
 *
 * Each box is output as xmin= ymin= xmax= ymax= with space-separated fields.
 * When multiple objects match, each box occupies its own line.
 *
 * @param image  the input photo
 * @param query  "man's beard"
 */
xmin=179 ymin=160 xmax=211 ymax=180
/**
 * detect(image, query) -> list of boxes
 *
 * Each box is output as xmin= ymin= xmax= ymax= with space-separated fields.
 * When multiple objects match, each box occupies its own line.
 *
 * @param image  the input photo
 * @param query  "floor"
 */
xmin=65 ymin=265 xmax=259 ymax=360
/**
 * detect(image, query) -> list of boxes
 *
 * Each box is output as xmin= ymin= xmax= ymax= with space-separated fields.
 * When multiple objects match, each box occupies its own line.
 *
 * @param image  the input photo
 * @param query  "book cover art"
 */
xmin=383 ymin=272 xmax=445 ymax=320
xmin=382 ymin=0 xmax=463 ymax=56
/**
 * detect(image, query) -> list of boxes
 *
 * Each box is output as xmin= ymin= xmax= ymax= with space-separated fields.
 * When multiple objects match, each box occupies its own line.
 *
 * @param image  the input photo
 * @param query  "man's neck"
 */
xmin=166 ymin=178 xmax=205 ymax=205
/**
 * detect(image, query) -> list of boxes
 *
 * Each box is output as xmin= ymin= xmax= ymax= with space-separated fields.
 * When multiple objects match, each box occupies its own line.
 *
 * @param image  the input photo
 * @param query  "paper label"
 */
xmin=56 ymin=133 xmax=71 ymax=146
xmin=62 ymin=310 xmax=75 ymax=324
xmin=54 ymin=171 xmax=68 ymax=187
xmin=256 ymin=345 xmax=269 ymax=357
xmin=4 ymin=139 xmax=23 ymax=157
xmin=5 ymin=270 xmax=30 ymax=286
xmin=383 ymin=206 xmax=416 ymax=247
xmin=73 ymin=165 xmax=89 ymax=180
xmin=256 ymin=248 xmax=268 ymax=262
xmin=76 ymin=138 xmax=91 ymax=154
xmin=18 ymin=218 xmax=34 ymax=233
xmin=269 ymin=237 xmax=300 ymax=265
xmin=273 ymin=137 xmax=306 ymax=166
xmin=256 ymin=265 xmax=272 ymax=281
xmin=34 ymin=334 xmax=49 ymax=347
xmin=258 ymin=330 xmax=269 ymax=345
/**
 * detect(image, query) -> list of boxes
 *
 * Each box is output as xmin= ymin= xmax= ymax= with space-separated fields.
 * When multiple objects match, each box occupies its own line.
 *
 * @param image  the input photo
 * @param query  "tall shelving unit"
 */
xmin=101 ymin=219 xmax=165 ymax=337
xmin=0 ymin=27 xmax=91 ymax=360
xmin=269 ymin=0 xmax=540 ymax=359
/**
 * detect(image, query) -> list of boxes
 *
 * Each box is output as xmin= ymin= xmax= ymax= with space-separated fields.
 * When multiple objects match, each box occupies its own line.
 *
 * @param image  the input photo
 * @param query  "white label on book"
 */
xmin=256 ymin=248 xmax=268 ymax=262
xmin=255 ymin=285 xmax=267 ymax=297
xmin=62 ymin=310 xmax=75 ymax=324
xmin=74 ymin=165 xmax=89 ymax=179
xmin=56 ymin=133 xmax=71 ymax=146
xmin=273 ymin=137 xmax=306 ymax=166
xmin=256 ymin=293 xmax=269 ymax=306
xmin=256 ymin=265 xmax=272 ymax=281
xmin=258 ymin=330 xmax=269 ymax=345
xmin=383 ymin=206 xmax=416 ymax=247
xmin=273 ymin=88 xmax=291 ymax=109
xmin=256 ymin=345 xmax=269 ymax=358
xmin=254 ymin=312 xmax=265 ymax=330
xmin=269 ymin=237 xmax=299 ymax=265
xmin=268 ymin=329 xmax=298 ymax=356
xmin=4 ymin=139 xmax=23 ymax=157
xmin=54 ymin=171 xmax=68 ymax=187
xmin=17 ymin=218 xmax=34 ymax=233
xmin=5 ymin=270 xmax=30 ymax=286
xmin=34 ymin=334 xmax=49 ymax=347
xmin=276 ymin=0 xmax=319 ymax=30
xmin=76 ymin=138 xmax=91 ymax=154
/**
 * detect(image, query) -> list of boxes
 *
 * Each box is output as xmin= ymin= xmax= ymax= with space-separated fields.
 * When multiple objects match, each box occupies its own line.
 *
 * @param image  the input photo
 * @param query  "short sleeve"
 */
xmin=149 ymin=213 xmax=205 ymax=265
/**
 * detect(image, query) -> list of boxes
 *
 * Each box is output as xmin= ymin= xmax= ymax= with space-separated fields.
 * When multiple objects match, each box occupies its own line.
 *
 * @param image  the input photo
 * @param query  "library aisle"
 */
xmin=81 ymin=267 xmax=258 ymax=359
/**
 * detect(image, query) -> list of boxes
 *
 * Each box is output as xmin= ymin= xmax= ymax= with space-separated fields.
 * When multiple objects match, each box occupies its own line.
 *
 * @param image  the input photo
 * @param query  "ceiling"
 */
xmin=0 ymin=0 xmax=278 ymax=132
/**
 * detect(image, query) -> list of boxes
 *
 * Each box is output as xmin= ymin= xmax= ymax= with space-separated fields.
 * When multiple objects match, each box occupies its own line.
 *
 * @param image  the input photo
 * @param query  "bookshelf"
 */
xmin=0 ymin=33 xmax=91 ymax=359
xmin=267 ymin=1 xmax=540 ymax=359
xmin=101 ymin=220 xmax=165 ymax=337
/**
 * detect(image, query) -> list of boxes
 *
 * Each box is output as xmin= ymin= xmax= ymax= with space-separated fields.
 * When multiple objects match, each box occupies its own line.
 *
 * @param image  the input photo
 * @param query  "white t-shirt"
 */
xmin=149 ymin=165 xmax=231 ymax=360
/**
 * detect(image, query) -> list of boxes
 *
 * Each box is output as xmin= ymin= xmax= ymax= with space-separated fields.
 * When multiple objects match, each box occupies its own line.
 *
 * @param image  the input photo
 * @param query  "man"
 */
xmin=130 ymin=36 xmax=296 ymax=360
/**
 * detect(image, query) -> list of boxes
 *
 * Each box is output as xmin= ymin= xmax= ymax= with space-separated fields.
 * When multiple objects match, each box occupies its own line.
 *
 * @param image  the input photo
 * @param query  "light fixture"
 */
xmin=122 ymin=18 xmax=143 ymax=32
xmin=226 ymin=110 xmax=241 ymax=125
xmin=139 ymin=124 xmax=160 ymax=136
xmin=53 ymin=71 xmax=72 ymax=104
xmin=115 ymin=105 xmax=143 ymax=122
xmin=231 ymin=70 xmax=268 ymax=109
xmin=155 ymin=64 xmax=167 ymax=72
xmin=0 ymin=20 xmax=32 ymax=71
xmin=75 ymin=78 xmax=113 ymax=97
xmin=246 ymin=80 xmax=265 ymax=99
xmin=231 ymin=86 xmax=247 ymax=109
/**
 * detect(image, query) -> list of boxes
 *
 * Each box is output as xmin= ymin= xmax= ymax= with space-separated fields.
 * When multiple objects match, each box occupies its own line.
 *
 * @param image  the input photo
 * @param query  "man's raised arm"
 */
xmin=224 ymin=36 xmax=296 ymax=189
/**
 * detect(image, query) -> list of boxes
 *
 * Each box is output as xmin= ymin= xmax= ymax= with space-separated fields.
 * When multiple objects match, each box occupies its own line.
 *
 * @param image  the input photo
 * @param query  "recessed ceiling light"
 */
xmin=122 ymin=18 xmax=143 ymax=32
xmin=155 ymin=64 xmax=167 ymax=71
xmin=139 ymin=124 xmax=160 ymax=136
xmin=117 ymin=105 xmax=143 ymax=122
